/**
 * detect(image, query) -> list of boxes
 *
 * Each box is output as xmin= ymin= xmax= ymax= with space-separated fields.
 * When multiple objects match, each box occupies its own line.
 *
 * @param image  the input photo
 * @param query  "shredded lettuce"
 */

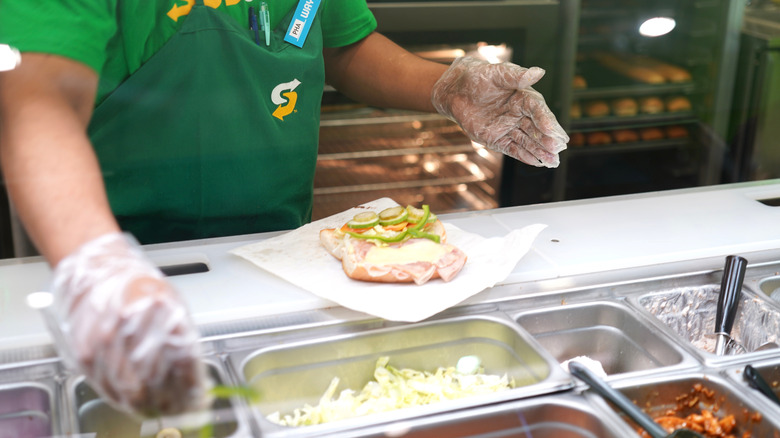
xmin=267 ymin=356 xmax=515 ymax=427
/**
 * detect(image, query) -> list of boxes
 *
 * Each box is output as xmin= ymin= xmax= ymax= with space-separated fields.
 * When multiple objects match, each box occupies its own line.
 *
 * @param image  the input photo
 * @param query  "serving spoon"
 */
xmin=713 ymin=255 xmax=747 ymax=356
xmin=569 ymin=361 xmax=704 ymax=438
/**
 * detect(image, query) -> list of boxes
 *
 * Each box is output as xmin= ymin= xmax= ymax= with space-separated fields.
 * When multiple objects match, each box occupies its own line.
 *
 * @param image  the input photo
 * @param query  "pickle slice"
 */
xmin=378 ymin=206 xmax=409 ymax=226
xmin=347 ymin=211 xmax=379 ymax=229
xmin=406 ymin=205 xmax=437 ymax=224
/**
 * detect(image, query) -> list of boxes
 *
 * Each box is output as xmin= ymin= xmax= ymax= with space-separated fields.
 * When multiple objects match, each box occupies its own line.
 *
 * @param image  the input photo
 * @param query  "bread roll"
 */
xmin=665 ymin=125 xmax=689 ymax=138
xmin=666 ymin=96 xmax=692 ymax=112
xmin=639 ymin=96 xmax=664 ymax=114
xmin=573 ymin=75 xmax=587 ymax=89
xmin=629 ymin=54 xmax=692 ymax=83
xmin=587 ymin=131 xmax=612 ymax=146
xmin=612 ymin=129 xmax=639 ymax=143
xmin=571 ymin=101 xmax=582 ymax=119
xmin=611 ymin=98 xmax=638 ymax=117
xmin=593 ymin=52 xmax=666 ymax=84
xmin=585 ymin=100 xmax=610 ymax=118
xmin=639 ymin=127 xmax=664 ymax=141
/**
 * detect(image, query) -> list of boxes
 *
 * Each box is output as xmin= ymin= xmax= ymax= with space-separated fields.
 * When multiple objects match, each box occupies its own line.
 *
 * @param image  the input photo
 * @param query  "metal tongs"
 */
xmin=714 ymin=255 xmax=748 ymax=356
xmin=569 ymin=361 xmax=704 ymax=438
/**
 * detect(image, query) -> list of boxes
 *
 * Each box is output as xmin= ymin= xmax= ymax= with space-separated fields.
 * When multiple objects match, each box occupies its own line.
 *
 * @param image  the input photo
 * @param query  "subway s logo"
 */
xmin=167 ymin=0 xmax=241 ymax=22
xmin=271 ymin=79 xmax=301 ymax=121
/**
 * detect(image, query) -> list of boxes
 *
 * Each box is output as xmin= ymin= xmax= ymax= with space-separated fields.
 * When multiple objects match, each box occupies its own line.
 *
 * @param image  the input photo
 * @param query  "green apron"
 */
xmin=88 ymin=0 xmax=323 ymax=244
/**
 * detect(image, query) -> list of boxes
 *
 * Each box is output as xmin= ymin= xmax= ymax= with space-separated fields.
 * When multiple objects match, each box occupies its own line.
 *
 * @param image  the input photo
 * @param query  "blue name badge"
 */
xmin=284 ymin=0 xmax=322 ymax=48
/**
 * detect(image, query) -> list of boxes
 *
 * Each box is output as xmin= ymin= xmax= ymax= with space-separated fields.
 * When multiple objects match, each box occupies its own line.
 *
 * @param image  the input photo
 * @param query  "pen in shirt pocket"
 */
xmin=259 ymin=2 xmax=271 ymax=46
xmin=248 ymin=6 xmax=261 ymax=45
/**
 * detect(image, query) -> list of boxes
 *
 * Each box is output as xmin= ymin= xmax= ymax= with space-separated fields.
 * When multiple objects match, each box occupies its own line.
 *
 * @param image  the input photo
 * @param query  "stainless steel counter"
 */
xmin=1 ymin=180 xmax=780 ymax=437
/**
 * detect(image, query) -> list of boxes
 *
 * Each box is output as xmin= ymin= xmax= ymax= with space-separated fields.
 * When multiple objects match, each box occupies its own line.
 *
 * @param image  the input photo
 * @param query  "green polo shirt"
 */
xmin=0 ymin=0 xmax=376 ymax=104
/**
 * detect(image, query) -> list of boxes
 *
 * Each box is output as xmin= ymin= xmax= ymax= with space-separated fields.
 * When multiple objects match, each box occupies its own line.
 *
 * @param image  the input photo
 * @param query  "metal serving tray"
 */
xmin=724 ymin=358 xmax=780 ymax=416
xmin=514 ymin=300 xmax=697 ymax=378
xmin=761 ymin=274 xmax=780 ymax=301
xmin=67 ymin=359 xmax=250 ymax=438
xmin=586 ymin=371 xmax=780 ymax=437
xmin=223 ymin=313 xmax=572 ymax=437
xmin=0 ymin=384 xmax=53 ymax=438
xmin=0 ymin=360 xmax=61 ymax=438
xmin=336 ymin=393 xmax=636 ymax=438
xmin=636 ymin=284 xmax=780 ymax=364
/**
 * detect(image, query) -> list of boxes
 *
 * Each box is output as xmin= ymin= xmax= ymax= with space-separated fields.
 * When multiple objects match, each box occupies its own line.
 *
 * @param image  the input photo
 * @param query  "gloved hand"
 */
xmin=46 ymin=232 xmax=211 ymax=417
xmin=432 ymin=56 xmax=569 ymax=168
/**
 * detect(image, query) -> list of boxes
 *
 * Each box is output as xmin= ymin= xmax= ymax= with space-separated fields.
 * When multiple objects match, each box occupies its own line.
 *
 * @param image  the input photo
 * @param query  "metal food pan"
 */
xmin=0 ymin=383 xmax=53 ymax=438
xmin=514 ymin=300 xmax=696 ymax=379
xmin=0 ymin=360 xmax=61 ymax=438
xmin=68 ymin=359 xmax=249 ymax=438
xmin=760 ymin=274 xmax=780 ymax=301
xmin=635 ymin=285 xmax=780 ymax=363
xmin=589 ymin=372 xmax=780 ymax=437
xmin=724 ymin=359 xmax=780 ymax=414
xmin=336 ymin=393 xmax=636 ymax=438
xmin=225 ymin=313 xmax=572 ymax=436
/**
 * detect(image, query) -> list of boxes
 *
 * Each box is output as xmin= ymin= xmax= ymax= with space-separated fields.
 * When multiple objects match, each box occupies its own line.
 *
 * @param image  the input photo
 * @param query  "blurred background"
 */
xmin=2 ymin=0 xmax=779 ymax=257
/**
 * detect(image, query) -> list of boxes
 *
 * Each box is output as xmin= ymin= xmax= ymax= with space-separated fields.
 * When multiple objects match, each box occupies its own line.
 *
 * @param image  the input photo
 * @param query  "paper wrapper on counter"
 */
xmin=231 ymin=198 xmax=547 ymax=322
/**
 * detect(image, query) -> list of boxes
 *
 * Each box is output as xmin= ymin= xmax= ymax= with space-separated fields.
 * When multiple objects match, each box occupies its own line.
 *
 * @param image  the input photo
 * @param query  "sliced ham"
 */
xmin=319 ymin=221 xmax=467 ymax=285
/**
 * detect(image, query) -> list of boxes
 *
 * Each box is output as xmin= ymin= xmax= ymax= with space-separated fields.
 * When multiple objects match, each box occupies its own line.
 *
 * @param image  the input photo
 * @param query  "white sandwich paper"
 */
xmin=231 ymin=198 xmax=546 ymax=322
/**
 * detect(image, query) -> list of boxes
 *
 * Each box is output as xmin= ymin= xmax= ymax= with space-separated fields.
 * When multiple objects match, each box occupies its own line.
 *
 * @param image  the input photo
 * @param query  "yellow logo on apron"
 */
xmin=271 ymin=79 xmax=301 ymax=120
xmin=167 ymin=0 xmax=242 ymax=22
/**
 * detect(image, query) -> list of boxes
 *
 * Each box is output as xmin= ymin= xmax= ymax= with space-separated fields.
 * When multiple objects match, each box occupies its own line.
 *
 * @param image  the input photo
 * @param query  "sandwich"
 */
xmin=320 ymin=205 xmax=467 ymax=285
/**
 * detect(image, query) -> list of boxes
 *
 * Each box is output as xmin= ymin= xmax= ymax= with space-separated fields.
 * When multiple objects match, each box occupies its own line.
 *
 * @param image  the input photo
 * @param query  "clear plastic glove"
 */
xmin=46 ymin=232 xmax=211 ymax=417
xmin=432 ymin=56 xmax=569 ymax=168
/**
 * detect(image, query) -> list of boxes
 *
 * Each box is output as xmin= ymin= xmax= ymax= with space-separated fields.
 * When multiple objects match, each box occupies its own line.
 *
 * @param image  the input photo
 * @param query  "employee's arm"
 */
xmin=0 ymin=53 xmax=209 ymax=416
xmin=0 ymin=53 xmax=120 ymax=265
xmin=323 ymin=32 xmax=448 ymax=112
xmin=323 ymin=31 xmax=569 ymax=168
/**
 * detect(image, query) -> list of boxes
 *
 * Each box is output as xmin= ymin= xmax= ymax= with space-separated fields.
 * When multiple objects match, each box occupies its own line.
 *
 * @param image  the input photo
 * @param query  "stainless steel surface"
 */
xmin=338 ymin=394 xmax=635 ymax=438
xmin=0 ymin=360 xmax=60 ymax=438
xmin=68 ymin=360 xmax=247 ymax=438
xmin=0 ymin=385 xmax=52 ymax=438
xmin=6 ymin=244 xmax=780 ymax=436
xmin=224 ymin=313 xmax=572 ymax=437
xmin=515 ymin=301 xmax=692 ymax=377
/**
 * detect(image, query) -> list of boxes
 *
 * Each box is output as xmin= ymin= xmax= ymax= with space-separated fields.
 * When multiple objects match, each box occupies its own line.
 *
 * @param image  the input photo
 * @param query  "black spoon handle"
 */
xmin=744 ymin=365 xmax=780 ymax=406
xmin=716 ymin=255 xmax=747 ymax=335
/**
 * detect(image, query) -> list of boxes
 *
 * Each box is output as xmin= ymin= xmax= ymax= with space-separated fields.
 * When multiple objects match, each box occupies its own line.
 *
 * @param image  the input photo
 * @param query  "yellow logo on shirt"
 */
xmin=271 ymin=79 xmax=301 ymax=121
xmin=167 ymin=0 xmax=242 ymax=22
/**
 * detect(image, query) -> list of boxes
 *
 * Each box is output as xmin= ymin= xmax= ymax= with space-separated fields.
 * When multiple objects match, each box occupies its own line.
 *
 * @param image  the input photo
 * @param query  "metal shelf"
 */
xmin=568 ymin=138 xmax=691 ymax=156
xmin=570 ymin=113 xmax=698 ymax=131
xmin=574 ymin=83 xmax=697 ymax=100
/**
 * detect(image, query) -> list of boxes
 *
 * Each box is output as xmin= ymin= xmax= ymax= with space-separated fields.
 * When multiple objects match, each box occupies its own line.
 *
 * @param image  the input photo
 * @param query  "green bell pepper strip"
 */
xmin=347 ymin=229 xmax=409 ymax=243
xmin=408 ymin=229 xmax=441 ymax=244
xmin=409 ymin=205 xmax=431 ymax=232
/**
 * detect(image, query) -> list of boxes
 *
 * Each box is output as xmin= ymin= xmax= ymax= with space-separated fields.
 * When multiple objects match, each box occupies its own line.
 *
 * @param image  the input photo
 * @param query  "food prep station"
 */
xmin=2 ymin=180 xmax=780 ymax=437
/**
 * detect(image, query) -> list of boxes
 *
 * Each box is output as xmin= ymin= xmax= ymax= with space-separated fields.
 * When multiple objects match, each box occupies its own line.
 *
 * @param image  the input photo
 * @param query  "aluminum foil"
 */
xmin=640 ymin=285 xmax=780 ymax=355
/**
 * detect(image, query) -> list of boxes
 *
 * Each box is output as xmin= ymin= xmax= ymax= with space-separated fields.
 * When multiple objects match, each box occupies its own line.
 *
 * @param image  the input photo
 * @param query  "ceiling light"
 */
xmin=639 ymin=17 xmax=676 ymax=37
